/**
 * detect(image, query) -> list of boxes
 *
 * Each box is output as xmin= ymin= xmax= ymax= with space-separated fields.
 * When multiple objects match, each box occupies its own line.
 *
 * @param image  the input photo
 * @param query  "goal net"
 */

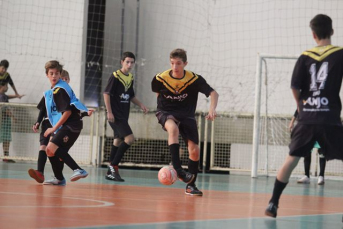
xmin=252 ymin=54 xmax=343 ymax=178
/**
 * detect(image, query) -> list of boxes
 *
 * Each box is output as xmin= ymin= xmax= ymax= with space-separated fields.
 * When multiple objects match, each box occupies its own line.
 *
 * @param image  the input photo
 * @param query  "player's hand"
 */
xmin=288 ymin=123 xmax=294 ymax=132
xmin=17 ymin=94 xmax=25 ymax=99
xmin=32 ymin=122 xmax=40 ymax=132
xmin=44 ymin=128 xmax=54 ymax=137
xmin=206 ymin=109 xmax=217 ymax=121
xmin=140 ymin=105 xmax=149 ymax=114
xmin=87 ymin=109 xmax=94 ymax=117
xmin=107 ymin=112 xmax=115 ymax=123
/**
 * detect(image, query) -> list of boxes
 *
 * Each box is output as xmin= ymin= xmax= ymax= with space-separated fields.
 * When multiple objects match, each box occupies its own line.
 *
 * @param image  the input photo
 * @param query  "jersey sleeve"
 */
xmin=53 ymin=88 xmax=71 ymax=113
xmin=129 ymin=80 xmax=135 ymax=98
xmin=104 ymin=74 xmax=117 ymax=96
xmin=196 ymin=75 xmax=214 ymax=97
xmin=7 ymin=73 xmax=14 ymax=87
xmin=151 ymin=75 xmax=162 ymax=93
xmin=291 ymin=56 xmax=306 ymax=90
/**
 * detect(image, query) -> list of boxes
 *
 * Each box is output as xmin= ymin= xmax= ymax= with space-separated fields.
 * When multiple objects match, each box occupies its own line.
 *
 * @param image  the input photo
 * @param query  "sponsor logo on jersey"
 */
xmin=164 ymin=93 xmax=188 ymax=102
xmin=120 ymin=93 xmax=130 ymax=103
xmin=303 ymin=97 xmax=329 ymax=109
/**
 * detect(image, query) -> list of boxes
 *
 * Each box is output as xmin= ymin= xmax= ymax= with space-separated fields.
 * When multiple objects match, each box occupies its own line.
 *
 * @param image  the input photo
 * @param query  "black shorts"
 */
xmin=40 ymin=119 xmax=52 ymax=146
xmin=50 ymin=125 xmax=81 ymax=149
xmin=289 ymin=124 xmax=343 ymax=160
xmin=156 ymin=111 xmax=199 ymax=145
xmin=108 ymin=119 xmax=133 ymax=139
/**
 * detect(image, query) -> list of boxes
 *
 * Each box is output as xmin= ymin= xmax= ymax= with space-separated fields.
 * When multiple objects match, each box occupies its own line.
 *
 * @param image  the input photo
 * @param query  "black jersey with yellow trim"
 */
xmin=291 ymin=45 xmax=343 ymax=126
xmin=302 ymin=45 xmax=343 ymax=62
xmin=0 ymin=72 xmax=14 ymax=86
xmin=152 ymin=69 xmax=214 ymax=118
xmin=156 ymin=69 xmax=198 ymax=94
xmin=113 ymin=70 xmax=133 ymax=92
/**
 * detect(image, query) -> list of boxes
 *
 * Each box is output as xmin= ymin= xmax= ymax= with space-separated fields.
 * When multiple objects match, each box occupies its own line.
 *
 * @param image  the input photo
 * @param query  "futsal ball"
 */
xmin=158 ymin=166 xmax=177 ymax=185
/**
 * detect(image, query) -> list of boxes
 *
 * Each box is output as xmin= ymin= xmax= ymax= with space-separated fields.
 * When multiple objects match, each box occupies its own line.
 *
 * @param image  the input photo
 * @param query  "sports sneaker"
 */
xmin=106 ymin=165 xmax=125 ymax=182
xmin=317 ymin=176 xmax=325 ymax=185
xmin=185 ymin=184 xmax=203 ymax=196
xmin=28 ymin=169 xmax=45 ymax=183
xmin=297 ymin=176 xmax=310 ymax=184
xmin=3 ymin=159 xmax=15 ymax=163
xmin=176 ymin=169 xmax=195 ymax=184
xmin=70 ymin=169 xmax=88 ymax=182
xmin=43 ymin=177 xmax=66 ymax=186
xmin=265 ymin=202 xmax=278 ymax=218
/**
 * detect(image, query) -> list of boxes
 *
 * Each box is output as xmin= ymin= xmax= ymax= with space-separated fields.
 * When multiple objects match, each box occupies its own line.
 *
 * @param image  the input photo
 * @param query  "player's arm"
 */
xmin=8 ymin=75 xmax=19 ymax=96
xmin=206 ymin=90 xmax=219 ymax=121
xmin=131 ymin=97 xmax=148 ymax=114
xmin=103 ymin=75 xmax=116 ymax=123
xmin=292 ymin=88 xmax=301 ymax=112
xmin=33 ymin=109 xmax=45 ymax=132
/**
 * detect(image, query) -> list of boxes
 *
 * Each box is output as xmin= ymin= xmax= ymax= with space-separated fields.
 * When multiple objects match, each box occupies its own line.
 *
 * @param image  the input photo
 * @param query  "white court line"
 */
xmin=0 ymin=191 xmax=115 ymax=208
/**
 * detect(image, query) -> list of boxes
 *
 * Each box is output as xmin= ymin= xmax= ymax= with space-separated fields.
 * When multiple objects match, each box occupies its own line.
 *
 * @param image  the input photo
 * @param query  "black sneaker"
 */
xmin=185 ymin=184 xmax=203 ymax=196
xmin=176 ymin=169 xmax=195 ymax=184
xmin=105 ymin=165 xmax=125 ymax=182
xmin=265 ymin=202 xmax=278 ymax=218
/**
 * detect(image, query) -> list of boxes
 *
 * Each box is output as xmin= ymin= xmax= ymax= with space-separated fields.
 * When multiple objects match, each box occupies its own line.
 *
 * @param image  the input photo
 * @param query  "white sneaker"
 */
xmin=43 ymin=177 xmax=66 ymax=186
xmin=317 ymin=176 xmax=325 ymax=185
xmin=297 ymin=176 xmax=310 ymax=184
xmin=70 ymin=169 xmax=88 ymax=182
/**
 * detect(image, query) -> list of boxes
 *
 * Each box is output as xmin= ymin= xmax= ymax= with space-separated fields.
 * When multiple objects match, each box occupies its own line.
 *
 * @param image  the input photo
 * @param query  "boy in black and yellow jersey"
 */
xmin=0 ymin=60 xmax=20 ymax=97
xmin=103 ymin=52 xmax=148 ymax=182
xmin=265 ymin=14 xmax=343 ymax=218
xmin=151 ymin=48 xmax=219 ymax=196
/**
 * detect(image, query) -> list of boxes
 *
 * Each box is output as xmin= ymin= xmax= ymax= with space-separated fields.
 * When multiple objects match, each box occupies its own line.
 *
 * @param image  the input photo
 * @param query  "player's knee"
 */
xmin=125 ymin=135 xmax=135 ymax=145
xmin=46 ymin=147 xmax=55 ymax=157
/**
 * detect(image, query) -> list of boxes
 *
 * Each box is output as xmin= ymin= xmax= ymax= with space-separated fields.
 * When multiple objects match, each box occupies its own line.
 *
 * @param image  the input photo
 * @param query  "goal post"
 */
xmin=252 ymin=53 xmax=299 ymax=178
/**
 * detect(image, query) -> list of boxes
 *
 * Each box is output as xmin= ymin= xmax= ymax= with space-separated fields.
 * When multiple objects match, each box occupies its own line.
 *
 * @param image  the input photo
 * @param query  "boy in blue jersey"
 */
xmin=151 ymin=49 xmax=219 ymax=196
xmin=28 ymin=60 xmax=88 ymax=186
xmin=28 ymin=69 xmax=92 ymax=184
xmin=265 ymin=14 xmax=343 ymax=218
xmin=103 ymin=52 xmax=148 ymax=182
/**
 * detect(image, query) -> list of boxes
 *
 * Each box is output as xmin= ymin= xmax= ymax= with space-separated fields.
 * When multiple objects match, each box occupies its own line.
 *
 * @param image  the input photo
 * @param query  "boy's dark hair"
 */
xmin=45 ymin=60 xmax=63 ymax=74
xmin=121 ymin=52 xmax=136 ymax=62
xmin=170 ymin=49 xmax=187 ymax=62
xmin=0 ymin=59 xmax=9 ymax=69
xmin=310 ymin=14 xmax=333 ymax=40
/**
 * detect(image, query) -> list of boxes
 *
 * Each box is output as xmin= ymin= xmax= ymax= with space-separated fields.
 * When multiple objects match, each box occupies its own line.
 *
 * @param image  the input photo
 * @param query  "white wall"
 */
xmin=2 ymin=0 xmax=343 ymax=115
xmin=0 ymin=0 xmax=86 ymax=104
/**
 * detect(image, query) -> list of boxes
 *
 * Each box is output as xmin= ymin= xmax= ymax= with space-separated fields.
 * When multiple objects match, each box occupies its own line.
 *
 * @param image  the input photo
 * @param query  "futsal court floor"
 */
xmin=0 ymin=162 xmax=343 ymax=229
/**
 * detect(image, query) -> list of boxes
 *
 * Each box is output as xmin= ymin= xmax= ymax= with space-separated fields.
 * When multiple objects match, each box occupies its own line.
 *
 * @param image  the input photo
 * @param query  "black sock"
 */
xmin=54 ymin=148 xmax=81 ymax=171
xmin=304 ymin=155 xmax=311 ymax=178
xmin=169 ymin=144 xmax=181 ymax=170
xmin=111 ymin=142 xmax=130 ymax=165
xmin=4 ymin=151 xmax=9 ymax=156
xmin=37 ymin=150 xmax=47 ymax=173
xmin=188 ymin=159 xmax=199 ymax=186
xmin=109 ymin=145 xmax=118 ymax=162
xmin=269 ymin=179 xmax=288 ymax=206
xmin=319 ymin=157 xmax=326 ymax=177
xmin=48 ymin=156 xmax=64 ymax=180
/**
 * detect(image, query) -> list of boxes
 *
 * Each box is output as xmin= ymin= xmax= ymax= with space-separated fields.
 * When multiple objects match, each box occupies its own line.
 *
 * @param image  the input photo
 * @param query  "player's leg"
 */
xmin=106 ymin=120 xmax=133 ymax=182
xmin=2 ymin=141 xmax=14 ymax=163
xmin=297 ymin=154 xmax=311 ymax=184
xmin=164 ymin=119 xmax=194 ymax=184
xmin=317 ymin=149 xmax=326 ymax=185
xmin=185 ymin=140 xmax=202 ymax=196
xmin=48 ymin=127 xmax=88 ymax=182
xmin=28 ymin=124 xmax=50 ymax=183
xmin=44 ymin=142 xmax=66 ymax=185
xmin=265 ymin=124 xmax=315 ymax=218
xmin=265 ymin=155 xmax=301 ymax=217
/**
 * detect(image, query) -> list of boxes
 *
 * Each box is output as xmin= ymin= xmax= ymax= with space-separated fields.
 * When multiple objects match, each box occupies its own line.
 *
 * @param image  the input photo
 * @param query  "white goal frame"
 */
xmin=251 ymin=53 xmax=299 ymax=178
